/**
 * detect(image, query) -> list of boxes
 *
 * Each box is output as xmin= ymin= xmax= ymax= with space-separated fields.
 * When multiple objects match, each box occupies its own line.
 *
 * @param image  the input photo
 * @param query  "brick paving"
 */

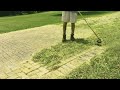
xmin=0 ymin=23 xmax=93 ymax=79
xmin=0 ymin=45 xmax=105 ymax=79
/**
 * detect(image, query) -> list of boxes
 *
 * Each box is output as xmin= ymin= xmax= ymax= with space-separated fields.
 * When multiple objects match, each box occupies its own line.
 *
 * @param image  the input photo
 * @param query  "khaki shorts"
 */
xmin=62 ymin=11 xmax=77 ymax=23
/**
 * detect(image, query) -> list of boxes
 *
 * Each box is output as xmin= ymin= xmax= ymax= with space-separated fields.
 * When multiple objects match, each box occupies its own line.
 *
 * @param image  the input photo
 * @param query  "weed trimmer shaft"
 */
xmin=78 ymin=11 xmax=102 ymax=46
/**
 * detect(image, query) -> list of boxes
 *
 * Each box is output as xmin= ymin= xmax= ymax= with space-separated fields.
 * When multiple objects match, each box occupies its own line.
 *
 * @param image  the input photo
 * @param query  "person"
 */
xmin=62 ymin=11 xmax=78 ymax=42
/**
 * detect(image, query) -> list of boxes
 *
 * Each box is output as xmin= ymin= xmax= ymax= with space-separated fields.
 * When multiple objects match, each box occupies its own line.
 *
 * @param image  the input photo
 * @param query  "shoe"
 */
xmin=70 ymin=34 xmax=75 ymax=41
xmin=62 ymin=34 xmax=66 ymax=42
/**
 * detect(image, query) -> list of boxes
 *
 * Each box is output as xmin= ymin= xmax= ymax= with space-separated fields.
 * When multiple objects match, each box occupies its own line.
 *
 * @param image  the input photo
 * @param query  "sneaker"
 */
xmin=70 ymin=34 xmax=75 ymax=41
xmin=62 ymin=35 xmax=66 ymax=42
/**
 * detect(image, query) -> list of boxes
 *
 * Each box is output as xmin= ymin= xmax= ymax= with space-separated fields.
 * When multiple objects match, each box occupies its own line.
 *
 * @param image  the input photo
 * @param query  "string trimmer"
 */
xmin=78 ymin=11 xmax=102 ymax=46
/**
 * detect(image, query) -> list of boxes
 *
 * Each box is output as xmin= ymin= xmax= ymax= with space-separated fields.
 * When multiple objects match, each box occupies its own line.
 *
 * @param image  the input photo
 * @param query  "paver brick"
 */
xmin=0 ymin=73 xmax=8 ymax=79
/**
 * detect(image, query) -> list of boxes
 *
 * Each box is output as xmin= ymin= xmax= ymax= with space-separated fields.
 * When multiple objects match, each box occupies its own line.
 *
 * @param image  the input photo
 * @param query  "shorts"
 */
xmin=62 ymin=11 xmax=77 ymax=23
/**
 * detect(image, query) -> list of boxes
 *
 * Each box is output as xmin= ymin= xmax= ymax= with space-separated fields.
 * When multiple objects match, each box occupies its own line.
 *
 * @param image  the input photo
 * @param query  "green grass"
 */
xmin=65 ymin=12 xmax=120 ymax=79
xmin=0 ymin=11 xmax=112 ymax=34
xmin=0 ymin=11 xmax=61 ymax=33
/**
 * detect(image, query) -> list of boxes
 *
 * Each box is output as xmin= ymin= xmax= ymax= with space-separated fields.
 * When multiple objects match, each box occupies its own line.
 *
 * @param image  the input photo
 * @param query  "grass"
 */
xmin=33 ymin=39 xmax=93 ymax=70
xmin=0 ymin=11 xmax=61 ymax=33
xmin=65 ymin=12 xmax=120 ymax=79
xmin=0 ymin=11 xmax=112 ymax=34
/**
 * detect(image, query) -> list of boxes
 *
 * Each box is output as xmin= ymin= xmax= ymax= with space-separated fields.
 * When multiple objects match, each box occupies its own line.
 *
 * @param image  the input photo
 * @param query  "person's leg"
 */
xmin=70 ymin=12 xmax=77 ymax=41
xmin=70 ymin=23 xmax=75 ymax=41
xmin=62 ymin=11 xmax=70 ymax=42
xmin=62 ymin=22 xmax=67 ymax=42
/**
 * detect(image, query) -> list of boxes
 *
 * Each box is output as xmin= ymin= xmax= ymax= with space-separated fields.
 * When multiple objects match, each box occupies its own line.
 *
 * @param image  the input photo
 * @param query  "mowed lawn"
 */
xmin=0 ymin=11 xmax=112 ymax=34
xmin=0 ymin=11 xmax=61 ymax=33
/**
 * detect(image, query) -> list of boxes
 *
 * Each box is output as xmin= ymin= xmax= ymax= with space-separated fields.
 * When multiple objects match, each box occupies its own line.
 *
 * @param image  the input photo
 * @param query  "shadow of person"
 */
xmin=65 ymin=38 xmax=90 ymax=45
xmin=75 ymin=38 xmax=90 ymax=44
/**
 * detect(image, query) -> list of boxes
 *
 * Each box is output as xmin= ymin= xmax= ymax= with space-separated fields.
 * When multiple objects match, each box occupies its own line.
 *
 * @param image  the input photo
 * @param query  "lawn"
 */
xmin=65 ymin=12 xmax=120 ymax=79
xmin=0 ymin=11 xmax=61 ymax=33
xmin=0 ymin=11 xmax=112 ymax=34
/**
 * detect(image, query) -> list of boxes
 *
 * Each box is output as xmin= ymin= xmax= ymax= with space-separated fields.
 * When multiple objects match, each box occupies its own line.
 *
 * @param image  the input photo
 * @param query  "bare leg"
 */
xmin=71 ymin=23 xmax=75 ymax=35
xmin=62 ymin=22 xmax=67 ymax=42
xmin=63 ymin=22 xmax=67 ymax=35
xmin=71 ymin=23 xmax=75 ymax=41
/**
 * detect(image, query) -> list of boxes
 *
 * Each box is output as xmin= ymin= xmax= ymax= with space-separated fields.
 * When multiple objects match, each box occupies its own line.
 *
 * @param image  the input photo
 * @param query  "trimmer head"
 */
xmin=97 ymin=38 xmax=102 ymax=43
xmin=96 ymin=39 xmax=102 ymax=46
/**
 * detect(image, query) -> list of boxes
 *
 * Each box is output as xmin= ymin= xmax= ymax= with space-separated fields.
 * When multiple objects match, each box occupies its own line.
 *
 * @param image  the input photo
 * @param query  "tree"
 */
xmin=0 ymin=11 xmax=42 ymax=17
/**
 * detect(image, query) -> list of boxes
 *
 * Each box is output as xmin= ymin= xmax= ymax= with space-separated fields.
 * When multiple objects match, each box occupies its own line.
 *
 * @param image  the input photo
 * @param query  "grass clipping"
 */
xmin=32 ymin=40 xmax=92 ymax=70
